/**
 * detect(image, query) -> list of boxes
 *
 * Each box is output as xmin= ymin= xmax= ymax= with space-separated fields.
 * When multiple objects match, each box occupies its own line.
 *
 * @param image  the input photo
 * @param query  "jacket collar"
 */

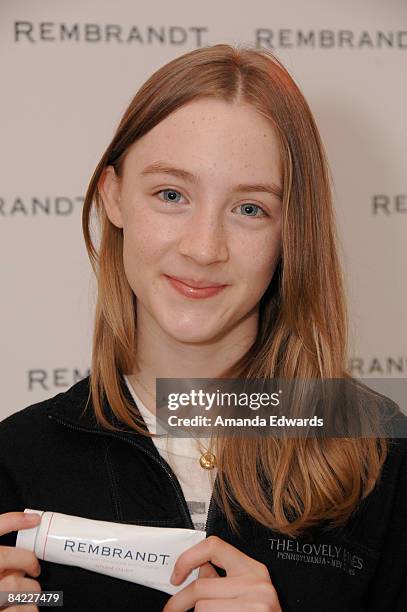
xmin=45 ymin=374 xmax=199 ymax=530
xmin=45 ymin=373 xmax=149 ymax=437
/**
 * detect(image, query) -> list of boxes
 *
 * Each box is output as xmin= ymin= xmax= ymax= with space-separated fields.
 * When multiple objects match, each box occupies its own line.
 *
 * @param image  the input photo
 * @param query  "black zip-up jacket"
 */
xmin=0 ymin=375 xmax=407 ymax=611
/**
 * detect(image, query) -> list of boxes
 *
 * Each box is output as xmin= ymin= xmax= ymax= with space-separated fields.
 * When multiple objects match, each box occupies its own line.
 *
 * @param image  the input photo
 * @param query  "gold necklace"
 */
xmin=197 ymin=441 xmax=217 ymax=470
xmin=130 ymin=375 xmax=217 ymax=470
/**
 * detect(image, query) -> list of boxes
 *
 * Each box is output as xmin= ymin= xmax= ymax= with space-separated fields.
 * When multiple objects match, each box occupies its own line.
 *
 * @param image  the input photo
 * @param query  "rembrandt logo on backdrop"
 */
xmin=13 ymin=23 xmax=407 ymax=49
xmin=0 ymin=196 xmax=83 ymax=216
xmin=372 ymin=194 xmax=407 ymax=214
xmin=14 ymin=22 xmax=208 ymax=46
xmin=349 ymin=356 xmax=407 ymax=376
xmin=28 ymin=368 xmax=90 ymax=391
xmin=256 ymin=29 xmax=407 ymax=49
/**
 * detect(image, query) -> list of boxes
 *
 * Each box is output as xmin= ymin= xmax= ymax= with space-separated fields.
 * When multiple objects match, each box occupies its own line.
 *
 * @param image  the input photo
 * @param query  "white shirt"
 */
xmin=124 ymin=375 xmax=216 ymax=531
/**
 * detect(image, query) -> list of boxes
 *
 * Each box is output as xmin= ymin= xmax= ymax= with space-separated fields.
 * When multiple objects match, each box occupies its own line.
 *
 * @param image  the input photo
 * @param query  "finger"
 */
xmin=3 ymin=607 xmax=39 ymax=612
xmin=0 ymin=576 xmax=41 ymax=611
xmin=198 ymin=562 xmax=219 ymax=579
xmin=171 ymin=535 xmax=268 ymax=584
xmin=0 ymin=547 xmax=41 ymax=578
xmin=0 ymin=513 xmax=41 ymax=537
xmin=194 ymin=600 xmax=270 ymax=612
xmin=0 ymin=575 xmax=41 ymax=595
xmin=163 ymin=575 xmax=258 ymax=612
xmin=0 ymin=569 xmax=24 ymax=578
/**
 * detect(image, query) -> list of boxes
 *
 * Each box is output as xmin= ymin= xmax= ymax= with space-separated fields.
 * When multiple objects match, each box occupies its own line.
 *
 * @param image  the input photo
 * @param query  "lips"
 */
xmin=164 ymin=275 xmax=228 ymax=300
xmin=165 ymin=275 xmax=226 ymax=289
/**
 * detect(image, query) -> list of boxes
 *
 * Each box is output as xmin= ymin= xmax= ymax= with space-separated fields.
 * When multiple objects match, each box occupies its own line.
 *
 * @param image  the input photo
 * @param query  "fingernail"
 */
xmin=25 ymin=513 xmax=40 ymax=522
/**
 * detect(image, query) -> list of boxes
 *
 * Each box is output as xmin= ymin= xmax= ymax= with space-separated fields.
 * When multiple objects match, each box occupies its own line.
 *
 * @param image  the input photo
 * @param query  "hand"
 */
xmin=162 ymin=535 xmax=282 ymax=612
xmin=0 ymin=512 xmax=42 ymax=611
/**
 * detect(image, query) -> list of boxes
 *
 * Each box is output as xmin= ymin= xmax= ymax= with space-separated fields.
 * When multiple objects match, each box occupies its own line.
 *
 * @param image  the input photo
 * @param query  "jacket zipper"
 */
xmin=204 ymin=490 xmax=216 ymax=534
xmin=47 ymin=414 xmax=216 ymax=534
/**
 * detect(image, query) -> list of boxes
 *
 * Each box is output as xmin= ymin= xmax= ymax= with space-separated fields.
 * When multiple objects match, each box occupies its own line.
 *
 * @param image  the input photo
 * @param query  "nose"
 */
xmin=177 ymin=210 xmax=229 ymax=265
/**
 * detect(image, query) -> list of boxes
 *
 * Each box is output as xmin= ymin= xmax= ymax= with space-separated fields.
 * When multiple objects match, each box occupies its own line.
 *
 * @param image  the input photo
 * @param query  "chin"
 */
xmin=165 ymin=326 xmax=219 ymax=344
xmin=158 ymin=316 xmax=220 ymax=344
xmin=153 ymin=304 xmax=230 ymax=343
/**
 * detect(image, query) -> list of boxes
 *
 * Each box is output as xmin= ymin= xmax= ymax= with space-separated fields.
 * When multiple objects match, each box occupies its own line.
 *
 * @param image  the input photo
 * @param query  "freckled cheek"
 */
xmin=123 ymin=218 xmax=173 ymax=265
xmin=122 ymin=231 xmax=163 ymax=297
xmin=236 ymin=240 xmax=281 ymax=291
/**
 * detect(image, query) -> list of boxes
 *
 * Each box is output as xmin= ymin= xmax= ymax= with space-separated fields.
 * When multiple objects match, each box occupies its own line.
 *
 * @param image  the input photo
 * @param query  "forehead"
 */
xmin=123 ymin=98 xmax=282 ymax=179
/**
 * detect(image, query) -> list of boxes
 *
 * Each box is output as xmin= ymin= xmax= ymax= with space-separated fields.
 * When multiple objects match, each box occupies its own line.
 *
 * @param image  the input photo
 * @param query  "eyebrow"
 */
xmin=140 ymin=161 xmax=283 ymax=200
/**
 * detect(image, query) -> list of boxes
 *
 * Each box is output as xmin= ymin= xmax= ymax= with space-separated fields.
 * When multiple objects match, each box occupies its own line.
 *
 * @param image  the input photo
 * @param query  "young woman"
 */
xmin=0 ymin=44 xmax=406 ymax=612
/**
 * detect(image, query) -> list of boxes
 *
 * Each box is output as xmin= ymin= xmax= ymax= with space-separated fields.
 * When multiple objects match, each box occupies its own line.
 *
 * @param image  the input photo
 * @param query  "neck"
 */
xmin=127 ymin=302 xmax=258 ymax=412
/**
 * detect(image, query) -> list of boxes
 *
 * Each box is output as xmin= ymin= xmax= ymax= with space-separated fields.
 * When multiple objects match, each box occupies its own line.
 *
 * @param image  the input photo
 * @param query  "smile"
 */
xmin=163 ymin=275 xmax=228 ymax=300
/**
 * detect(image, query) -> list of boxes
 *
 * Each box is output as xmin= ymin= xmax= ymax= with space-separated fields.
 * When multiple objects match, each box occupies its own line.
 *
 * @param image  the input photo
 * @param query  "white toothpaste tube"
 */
xmin=16 ymin=509 xmax=207 ymax=595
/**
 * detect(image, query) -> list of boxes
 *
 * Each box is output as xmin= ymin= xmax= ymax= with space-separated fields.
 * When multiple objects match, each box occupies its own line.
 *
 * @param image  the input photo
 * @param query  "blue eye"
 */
xmin=235 ymin=203 xmax=267 ymax=218
xmin=156 ymin=189 xmax=184 ymax=203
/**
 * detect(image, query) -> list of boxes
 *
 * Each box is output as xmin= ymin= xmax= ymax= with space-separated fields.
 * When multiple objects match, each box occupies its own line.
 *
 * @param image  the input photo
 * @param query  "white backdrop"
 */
xmin=1 ymin=0 xmax=406 ymax=419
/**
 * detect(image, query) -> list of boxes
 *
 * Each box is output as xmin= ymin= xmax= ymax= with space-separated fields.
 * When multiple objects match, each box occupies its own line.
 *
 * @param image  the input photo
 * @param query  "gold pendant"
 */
xmin=199 ymin=451 xmax=216 ymax=470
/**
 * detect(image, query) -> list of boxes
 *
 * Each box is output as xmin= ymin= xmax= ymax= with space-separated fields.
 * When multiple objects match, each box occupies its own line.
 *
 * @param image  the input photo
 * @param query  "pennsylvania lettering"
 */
xmin=268 ymin=537 xmax=364 ymax=571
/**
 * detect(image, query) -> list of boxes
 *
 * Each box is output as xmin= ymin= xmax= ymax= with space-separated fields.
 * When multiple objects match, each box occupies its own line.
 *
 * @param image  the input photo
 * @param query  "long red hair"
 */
xmin=82 ymin=43 xmax=390 ymax=537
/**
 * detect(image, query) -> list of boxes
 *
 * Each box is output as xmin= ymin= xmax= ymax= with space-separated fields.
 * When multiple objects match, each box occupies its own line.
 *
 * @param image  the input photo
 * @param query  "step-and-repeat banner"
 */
xmin=1 ymin=0 xmax=406 ymax=418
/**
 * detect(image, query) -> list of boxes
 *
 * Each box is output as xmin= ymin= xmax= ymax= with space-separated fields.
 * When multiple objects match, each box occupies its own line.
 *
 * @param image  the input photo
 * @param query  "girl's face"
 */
xmin=101 ymin=98 xmax=283 ymax=344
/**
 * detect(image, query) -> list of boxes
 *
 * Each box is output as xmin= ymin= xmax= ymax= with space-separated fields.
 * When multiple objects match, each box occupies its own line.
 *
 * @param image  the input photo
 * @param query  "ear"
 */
xmin=98 ymin=165 xmax=124 ymax=228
